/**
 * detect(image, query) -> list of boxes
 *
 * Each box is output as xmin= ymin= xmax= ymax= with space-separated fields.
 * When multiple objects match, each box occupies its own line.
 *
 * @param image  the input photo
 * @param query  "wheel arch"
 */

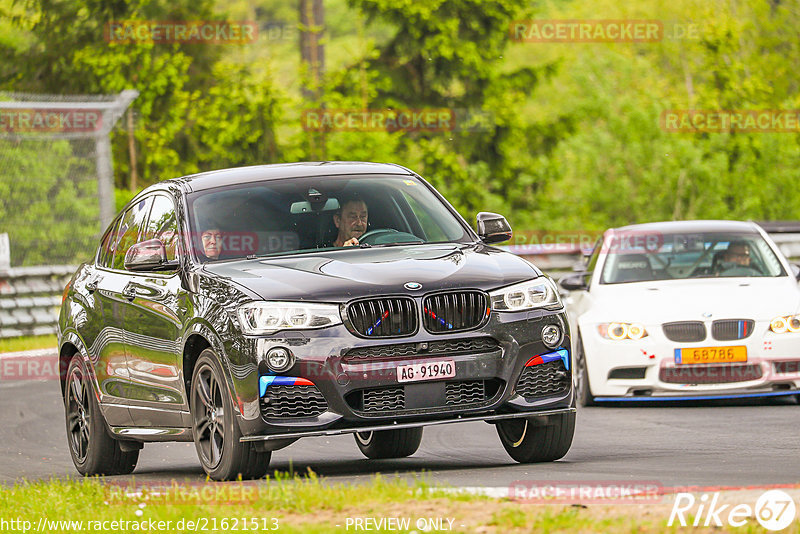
xmin=181 ymin=320 xmax=245 ymax=418
xmin=58 ymin=330 xmax=97 ymax=400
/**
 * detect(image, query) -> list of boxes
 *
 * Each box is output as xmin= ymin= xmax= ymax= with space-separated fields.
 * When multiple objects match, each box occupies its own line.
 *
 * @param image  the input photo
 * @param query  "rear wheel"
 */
xmin=64 ymin=354 xmax=139 ymax=475
xmin=496 ymin=411 xmax=576 ymax=463
xmin=191 ymin=349 xmax=271 ymax=480
xmin=354 ymin=428 xmax=423 ymax=459
xmin=575 ymin=334 xmax=596 ymax=407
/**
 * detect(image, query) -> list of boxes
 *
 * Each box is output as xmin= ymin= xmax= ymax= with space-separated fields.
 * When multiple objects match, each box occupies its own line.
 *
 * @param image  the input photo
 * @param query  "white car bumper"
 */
xmin=583 ymin=322 xmax=800 ymax=400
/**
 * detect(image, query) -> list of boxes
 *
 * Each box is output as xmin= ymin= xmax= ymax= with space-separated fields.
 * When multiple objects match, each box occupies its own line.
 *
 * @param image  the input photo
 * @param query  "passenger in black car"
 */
xmin=200 ymin=225 xmax=223 ymax=260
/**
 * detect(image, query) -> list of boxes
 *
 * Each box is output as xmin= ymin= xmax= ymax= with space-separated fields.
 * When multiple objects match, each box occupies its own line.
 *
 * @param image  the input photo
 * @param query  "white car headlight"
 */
xmin=770 ymin=315 xmax=800 ymax=334
xmin=237 ymin=301 xmax=342 ymax=335
xmin=598 ymin=322 xmax=648 ymax=340
xmin=489 ymin=277 xmax=562 ymax=312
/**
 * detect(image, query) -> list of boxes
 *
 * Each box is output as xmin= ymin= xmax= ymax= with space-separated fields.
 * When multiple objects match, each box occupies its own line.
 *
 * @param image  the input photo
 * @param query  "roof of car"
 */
xmin=610 ymin=220 xmax=762 ymax=234
xmin=168 ymin=162 xmax=414 ymax=192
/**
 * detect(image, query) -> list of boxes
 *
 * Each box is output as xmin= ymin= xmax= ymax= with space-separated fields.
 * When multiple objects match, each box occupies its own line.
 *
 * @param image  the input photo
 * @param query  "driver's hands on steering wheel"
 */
xmin=342 ymin=237 xmax=360 ymax=247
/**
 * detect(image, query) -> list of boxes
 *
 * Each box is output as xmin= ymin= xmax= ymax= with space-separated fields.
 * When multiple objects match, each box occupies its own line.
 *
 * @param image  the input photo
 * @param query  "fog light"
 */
xmin=542 ymin=324 xmax=562 ymax=348
xmin=266 ymin=347 xmax=294 ymax=372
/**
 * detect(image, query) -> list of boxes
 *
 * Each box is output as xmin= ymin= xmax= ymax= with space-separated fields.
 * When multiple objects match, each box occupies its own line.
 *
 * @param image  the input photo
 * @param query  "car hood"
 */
xmin=586 ymin=277 xmax=800 ymax=324
xmin=202 ymin=243 xmax=541 ymax=302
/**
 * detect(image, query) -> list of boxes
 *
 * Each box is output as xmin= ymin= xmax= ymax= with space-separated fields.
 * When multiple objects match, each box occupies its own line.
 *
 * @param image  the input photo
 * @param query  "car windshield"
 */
xmin=599 ymin=231 xmax=786 ymax=284
xmin=186 ymin=175 xmax=472 ymax=261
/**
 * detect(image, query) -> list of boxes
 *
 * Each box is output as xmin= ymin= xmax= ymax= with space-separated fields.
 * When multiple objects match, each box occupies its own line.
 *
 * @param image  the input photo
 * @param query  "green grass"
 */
xmin=0 ymin=473 xmax=730 ymax=533
xmin=0 ymin=334 xmax=57 ymax=353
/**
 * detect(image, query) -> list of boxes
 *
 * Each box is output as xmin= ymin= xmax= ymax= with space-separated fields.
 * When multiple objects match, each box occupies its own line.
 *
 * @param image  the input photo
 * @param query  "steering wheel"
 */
xmin=356 ymin=228 xmax=402 ymax=245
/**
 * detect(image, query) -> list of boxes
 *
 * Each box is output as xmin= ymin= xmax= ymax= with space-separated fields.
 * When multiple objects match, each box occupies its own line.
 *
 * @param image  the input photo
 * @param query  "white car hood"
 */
xmin=586 ymin=277 xmax=800 ymax=324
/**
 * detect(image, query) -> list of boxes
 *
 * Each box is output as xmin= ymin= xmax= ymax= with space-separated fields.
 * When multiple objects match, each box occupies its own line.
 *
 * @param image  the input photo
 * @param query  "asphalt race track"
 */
xmin=3 ymin=376 xmax=800 ymax=489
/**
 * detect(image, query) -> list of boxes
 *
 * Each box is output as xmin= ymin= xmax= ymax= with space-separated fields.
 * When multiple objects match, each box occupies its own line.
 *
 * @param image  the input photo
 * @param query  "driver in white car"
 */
xmin=332 ymin=197 xmax=368 ymax=247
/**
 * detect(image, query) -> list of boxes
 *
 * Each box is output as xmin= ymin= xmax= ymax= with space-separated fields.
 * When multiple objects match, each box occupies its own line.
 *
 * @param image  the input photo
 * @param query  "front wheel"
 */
xmin=496 ymin=412 xmax=576 ymax=463
xmin=191 ymin=349 xmax=271 ymax=480
xmin=354 ymin=428 xmax=423 ymax=459
xmin=64 ymin=354 xmax=139 ymax=475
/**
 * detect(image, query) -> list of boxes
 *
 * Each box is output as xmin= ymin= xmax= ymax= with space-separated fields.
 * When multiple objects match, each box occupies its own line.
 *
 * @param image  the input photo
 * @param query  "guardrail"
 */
xmin=0 ymin=265 xmax=75 ymax=338
xmin=2 ymin=230 xmax=800 ymax=340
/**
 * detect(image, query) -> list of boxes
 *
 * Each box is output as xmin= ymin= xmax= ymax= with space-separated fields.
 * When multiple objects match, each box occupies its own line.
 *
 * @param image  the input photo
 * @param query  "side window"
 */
xmin=112 ymin=197 xmax=153 ymax=270
xmin=97 ymin=218 xmax=117 ymax=268
xmin=585 ymin=237 xmax=603 ymax=287
xmin=143 ymin=195 xmax=179 ymax=261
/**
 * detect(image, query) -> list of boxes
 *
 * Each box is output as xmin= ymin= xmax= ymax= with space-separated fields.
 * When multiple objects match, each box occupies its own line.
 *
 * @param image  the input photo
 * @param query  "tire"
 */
xmin=191 ymin=349 xmax=271 ymax=481
xmin=64 ymin=354 xmax=139 ymax=475
xmin=496 ymin=411 xmax=576 ymax=463
xmin=575 ymin=334 xmax=597 ymax=407
xmin=354 ymin=428 xmax=423 ymax=459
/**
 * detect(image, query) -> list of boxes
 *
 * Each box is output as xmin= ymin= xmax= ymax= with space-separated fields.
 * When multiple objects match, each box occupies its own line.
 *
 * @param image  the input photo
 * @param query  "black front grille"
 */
xmin=774 ymin=361 xmax=800 ymax=374
xmin=515 ymin=361 xmax=570 ymax=399
xmin=346 ymin=297 xmax=417 ymax=338
xmin=423 ymin=291 xmax=488 ymax=334
xmin=343 ymin=337 xmax=500 ymax=362
xmin=712 ymin=319 xmax=755 ymax=341
xmin=362 ymin=386 xmax=404 ymax=412
xmin=660 ymin=364 xmax=762 ymax=384
xmin=260 ymin=385 xmax=328 ymax=419
xmin=662 ymin=321 xmax=707 ymax=342
xmin=348 ymin=379 xmax=501 ymax=414
xmin=446 ymin=380 xmax=487 ymax=405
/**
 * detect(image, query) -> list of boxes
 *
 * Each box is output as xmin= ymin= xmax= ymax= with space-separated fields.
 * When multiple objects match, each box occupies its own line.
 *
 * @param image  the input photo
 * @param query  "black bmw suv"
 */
xmin=59 ymin=162 xmax=575 ymax=480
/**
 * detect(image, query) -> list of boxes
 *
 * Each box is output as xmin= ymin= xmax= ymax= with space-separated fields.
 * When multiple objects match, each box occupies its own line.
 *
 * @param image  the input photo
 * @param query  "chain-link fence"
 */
xmin=0 ymin=90 xmax=137 ymax=268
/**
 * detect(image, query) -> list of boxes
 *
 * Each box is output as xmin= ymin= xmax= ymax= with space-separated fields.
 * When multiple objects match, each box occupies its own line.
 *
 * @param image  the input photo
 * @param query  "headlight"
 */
xmin=771 ymin=315 xmax=800 ymax=334
xmin=489 ymin=277 xmax=562 ymax=312
xmin=237 ymin=301 xmax=342 ymax=335
xmin=598 ymin=322 xmax=648 ymax=340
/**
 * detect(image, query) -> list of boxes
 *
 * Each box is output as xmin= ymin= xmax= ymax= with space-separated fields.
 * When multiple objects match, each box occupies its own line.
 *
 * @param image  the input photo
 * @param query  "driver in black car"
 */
xmin=332 ymin=197 xmax=368 ymax=247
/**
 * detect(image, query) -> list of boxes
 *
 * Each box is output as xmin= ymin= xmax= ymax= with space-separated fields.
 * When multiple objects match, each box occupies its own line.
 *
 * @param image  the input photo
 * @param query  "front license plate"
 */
xmin=397 ymin=360 xmax=456 ymax=383
xmin=675 ymin=346 xmax=747 ymax=364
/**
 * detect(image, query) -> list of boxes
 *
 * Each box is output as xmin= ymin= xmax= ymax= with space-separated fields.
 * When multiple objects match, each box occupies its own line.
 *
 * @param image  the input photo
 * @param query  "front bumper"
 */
xmin=583 ymin=321 xmax=800 ymax=399
xmin=231 ymin=309 xmax=574 ymax=439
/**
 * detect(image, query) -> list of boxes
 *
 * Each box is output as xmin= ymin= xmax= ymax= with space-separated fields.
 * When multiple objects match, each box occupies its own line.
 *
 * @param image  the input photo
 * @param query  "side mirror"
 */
xmin=791 ymin=263 xmax=800 ymax=281
xmin=559 ymin=272 xmax=589 ymax=291
xmin=476 ymin=212 xmax=512 ymax=244
xmin=124 ymin=239 xmax=177 ymax=272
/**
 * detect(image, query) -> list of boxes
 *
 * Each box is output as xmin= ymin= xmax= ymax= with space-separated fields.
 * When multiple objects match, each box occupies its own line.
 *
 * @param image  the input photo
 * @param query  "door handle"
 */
xmin=122 ymin=284 xmax=137 ymax=301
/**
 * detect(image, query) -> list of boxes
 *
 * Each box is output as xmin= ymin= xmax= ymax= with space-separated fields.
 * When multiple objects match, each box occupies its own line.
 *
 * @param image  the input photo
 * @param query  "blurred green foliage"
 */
xmin=1 ymin=0 xmax=799 ymax=265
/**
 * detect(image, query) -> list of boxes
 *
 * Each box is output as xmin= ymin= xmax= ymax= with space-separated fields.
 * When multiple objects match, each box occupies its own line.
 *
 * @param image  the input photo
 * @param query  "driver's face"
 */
xmin=725 ymin=244 xmax=750 ymax=266
xmin=335 ymin=201 xmax=368 ymax=242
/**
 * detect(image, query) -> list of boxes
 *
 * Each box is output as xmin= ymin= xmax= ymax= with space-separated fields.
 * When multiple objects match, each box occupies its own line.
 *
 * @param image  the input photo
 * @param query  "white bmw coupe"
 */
xmin=560 ymin=220 xmax=800 ymax=404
